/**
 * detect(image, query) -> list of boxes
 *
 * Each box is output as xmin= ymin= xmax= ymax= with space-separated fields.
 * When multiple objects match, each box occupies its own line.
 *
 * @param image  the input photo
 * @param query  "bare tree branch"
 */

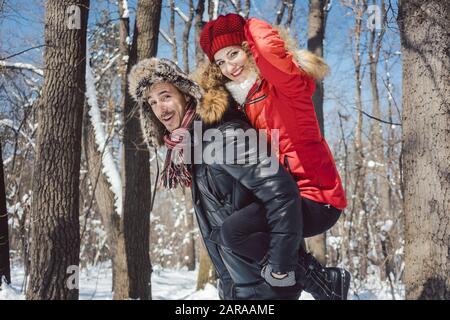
xmin=0 ymin=45 xmax=45 ymax=61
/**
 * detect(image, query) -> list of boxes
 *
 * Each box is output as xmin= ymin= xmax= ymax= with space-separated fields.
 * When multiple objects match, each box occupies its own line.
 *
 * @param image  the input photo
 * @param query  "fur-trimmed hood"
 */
xmin=190 ymin=62 xmax=231 ymax=126
xmin=128 ymin=58 xmax=203 ymax=105
xmin=128 ymin=57 xmax=232 ymax=147
xmin=128 ymin=57 xmax=206 ymax=147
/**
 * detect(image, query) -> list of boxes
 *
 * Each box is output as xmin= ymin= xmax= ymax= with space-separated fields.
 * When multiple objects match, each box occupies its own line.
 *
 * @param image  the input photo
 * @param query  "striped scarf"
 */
xmin=161 ymin=100 xmax=197 ymax=189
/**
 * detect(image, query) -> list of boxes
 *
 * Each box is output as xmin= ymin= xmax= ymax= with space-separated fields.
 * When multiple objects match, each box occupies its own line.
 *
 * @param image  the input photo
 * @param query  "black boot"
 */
xmin=296 ymin=250 xmax=351 ymax=300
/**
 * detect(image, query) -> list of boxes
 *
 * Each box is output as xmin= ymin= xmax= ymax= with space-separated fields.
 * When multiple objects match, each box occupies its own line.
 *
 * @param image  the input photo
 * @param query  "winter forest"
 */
xmin=0 ymin=0 xmax=448 ymax=301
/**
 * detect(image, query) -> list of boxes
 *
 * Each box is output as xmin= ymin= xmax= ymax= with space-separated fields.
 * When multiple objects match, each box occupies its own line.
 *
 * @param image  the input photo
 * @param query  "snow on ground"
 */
xmin=1 ymin=263 xmax=403 ymax=300
xmin=0 ymin=281 xmax=24 ymax=300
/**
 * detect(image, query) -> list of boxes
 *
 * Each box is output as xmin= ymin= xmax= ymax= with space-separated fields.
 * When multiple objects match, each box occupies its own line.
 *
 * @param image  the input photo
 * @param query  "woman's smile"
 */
xmin=231 ymin=66 xmax=244 ymax=77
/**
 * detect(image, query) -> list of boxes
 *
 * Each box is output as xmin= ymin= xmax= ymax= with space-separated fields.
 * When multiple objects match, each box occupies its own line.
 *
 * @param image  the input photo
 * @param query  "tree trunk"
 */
xmin=81 ymin=105 xmax=128 ymax=299
xmin=181 ymin=188 xmax=195 ymax=271
xmin=121 ymin=0 xmax=162 ymax=300
xmin=368 ymin=0 xmax=386 ymax=178
xmin=398 ymin=0 xmax=450 ymax=300
xmin=207 ymin=0 xmax=219 ymax=20
xmin=275 ymin=0 xmax=296 ymax=29
xmin=182 ymin=0 xmax=194 ymax=73
xmin=275 ymin=1 xmax=286 ymax=26
xmin=285 ymin=0 xmax=296 ymax=29
xmin=368 ymin=0 xmax=389 ymax=280
xmin=169 ymin=0 xmax=178 ymax=62
xmin=351 ymin=0 xmax=369 ymax=280
xmin=234 ymin=0 xmax=242 ymax=14
xmin=243 ymin=0 xmax=250 ymax=18
xmin=118 ymin=0 xmax=130 ymax=98
xmin=308 ymin=0 xmax=327 ymax=135
xmin=0 ymin=142 xmax=11 ymax=286
xmin=195 ymin=0 xmax=206 ymax=65
xmin=306 ymin=0 xmax=328 ymax=266
xmin=108 ymin=0 xmax=132 ymax=300
xmin=26 ymin=0 xmax=89 ymax=300
xmin=196 ymin=239 xmax=216 ymax=290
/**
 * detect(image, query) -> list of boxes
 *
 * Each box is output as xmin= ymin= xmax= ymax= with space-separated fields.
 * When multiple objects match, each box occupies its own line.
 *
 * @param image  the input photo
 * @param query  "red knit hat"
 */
xmin=199 ymin=13 xmax=246 ymax=62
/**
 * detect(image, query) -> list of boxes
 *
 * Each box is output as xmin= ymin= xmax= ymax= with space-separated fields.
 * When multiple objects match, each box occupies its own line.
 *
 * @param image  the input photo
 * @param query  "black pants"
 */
xmin=220 ymin=197 xmax=341 ymax=263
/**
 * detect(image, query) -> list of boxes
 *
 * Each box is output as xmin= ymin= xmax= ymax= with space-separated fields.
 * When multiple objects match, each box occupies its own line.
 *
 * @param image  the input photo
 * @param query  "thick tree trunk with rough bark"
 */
xmin=0 ymin=142 xmax=11 ymax=287
xmin=121 ymin=0 xmax=162 ymax=300
xmin=26 ymin=0 xmax=89 ymax=300
xmin=398 ymin=0 xmax=450 ymax=300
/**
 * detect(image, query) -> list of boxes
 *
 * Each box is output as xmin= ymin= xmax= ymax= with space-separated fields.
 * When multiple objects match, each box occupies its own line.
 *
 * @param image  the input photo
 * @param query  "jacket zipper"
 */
xmin=239 ymin=79 xmax=265 ymax=113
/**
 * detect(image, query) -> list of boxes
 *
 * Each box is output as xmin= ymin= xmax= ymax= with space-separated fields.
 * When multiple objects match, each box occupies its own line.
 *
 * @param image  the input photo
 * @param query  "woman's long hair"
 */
xmin=195 ymin=25 xmax=330 ymax=93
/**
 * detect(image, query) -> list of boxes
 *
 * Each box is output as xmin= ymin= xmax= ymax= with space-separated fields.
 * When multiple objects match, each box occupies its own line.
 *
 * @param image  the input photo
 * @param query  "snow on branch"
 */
xmin=159 ymin=29 xmax=174 ymax=46
xmin=174 ymin=7 xmax=189 ymax=23
xmin=121 ymin=0 xmax=129 ymax=18
xmin=212 ymin=0 xmax=219 ymax=19
xmin=0 ymin=61 xmax=43 ymax=77
xmin=95 ymin=53 xmax=121 ymax=83
xmin=85 ymin=61 xmax=123 ymax=217
xmin=229 ymin=0 xmax=244 ymax=16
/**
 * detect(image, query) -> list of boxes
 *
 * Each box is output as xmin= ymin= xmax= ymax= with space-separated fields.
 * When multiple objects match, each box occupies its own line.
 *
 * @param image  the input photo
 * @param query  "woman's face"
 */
xmin=214 ymin=45 xmax=251 ymax=83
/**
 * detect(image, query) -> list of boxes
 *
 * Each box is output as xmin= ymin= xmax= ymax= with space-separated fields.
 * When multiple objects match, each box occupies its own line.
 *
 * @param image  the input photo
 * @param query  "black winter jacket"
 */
xmin=190 ymin=111 xmax=303 ymax=300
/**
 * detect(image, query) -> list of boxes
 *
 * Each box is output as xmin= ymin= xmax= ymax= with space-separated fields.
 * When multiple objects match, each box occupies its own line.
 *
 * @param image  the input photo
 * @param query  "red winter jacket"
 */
xmin=242 ymin=18 xmax=347 ymax=210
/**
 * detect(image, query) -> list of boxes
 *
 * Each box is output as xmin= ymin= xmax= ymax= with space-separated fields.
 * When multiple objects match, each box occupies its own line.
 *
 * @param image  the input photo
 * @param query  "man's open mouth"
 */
xmin=162 ymin=114 xmax=174 ymax=122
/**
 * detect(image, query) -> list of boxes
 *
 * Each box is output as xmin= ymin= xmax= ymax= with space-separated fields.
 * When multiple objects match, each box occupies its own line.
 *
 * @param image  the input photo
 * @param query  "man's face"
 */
xmin=146 ymin=82 xmax=188 ymax=132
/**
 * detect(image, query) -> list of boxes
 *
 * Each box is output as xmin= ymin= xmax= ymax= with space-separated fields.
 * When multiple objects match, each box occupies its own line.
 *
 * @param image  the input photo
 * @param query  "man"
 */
xmin=128 ymin=57 xmax=350 ymax=300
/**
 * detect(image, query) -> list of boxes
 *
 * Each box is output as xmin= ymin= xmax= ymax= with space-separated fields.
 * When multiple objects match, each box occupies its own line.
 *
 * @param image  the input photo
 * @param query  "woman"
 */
xmin=197 ymin=13 xmax=349 ymax=297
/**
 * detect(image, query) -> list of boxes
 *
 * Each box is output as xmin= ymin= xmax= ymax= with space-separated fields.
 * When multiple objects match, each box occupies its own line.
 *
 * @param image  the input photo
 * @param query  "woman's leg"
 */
xmin=301 ymin=198 xmax=341 ymax=238
xmin=220 ymin=199 xmax=349 ymax=299
xmin=220 ymin=197 xmax=340 ymax=262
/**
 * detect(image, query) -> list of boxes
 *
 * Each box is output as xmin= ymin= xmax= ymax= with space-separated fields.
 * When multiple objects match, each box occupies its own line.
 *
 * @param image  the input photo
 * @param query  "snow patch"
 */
xmin=0 ymin=280 xmax=24 ymax=300
xmin=380 ymin=219 xmax=394 ymax=233
xmin=121 ymin=0 xmax=129 ymax=18
xmin=5 ymin=263 xmax=404 ymax=300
